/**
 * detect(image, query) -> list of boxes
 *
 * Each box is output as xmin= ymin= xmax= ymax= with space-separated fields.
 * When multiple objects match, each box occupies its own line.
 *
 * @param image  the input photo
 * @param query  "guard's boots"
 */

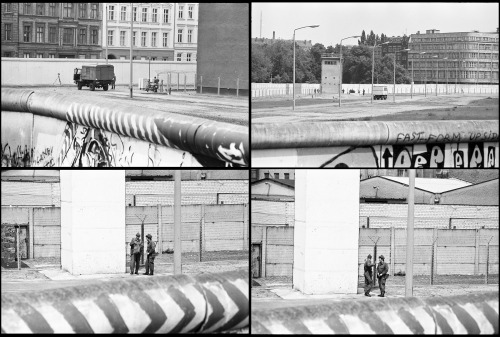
xmin=378 ymin=292 xmax=385 ymax=297
xmin=365 ymin=292 xmax=371 ymax=297
xmin=149 ymin=264 xmax=154 ymax=276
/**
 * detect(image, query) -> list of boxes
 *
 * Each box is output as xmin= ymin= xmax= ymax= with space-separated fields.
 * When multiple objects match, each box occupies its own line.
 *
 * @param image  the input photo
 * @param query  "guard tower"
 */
xmin=321 ymin=53 xmax=341 ymax=95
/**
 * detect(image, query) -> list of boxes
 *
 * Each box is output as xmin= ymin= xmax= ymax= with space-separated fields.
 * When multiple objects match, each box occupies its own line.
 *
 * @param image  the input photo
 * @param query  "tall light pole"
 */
xmin=451 ymin=59 xmax=458 ymax=93
xmin=405 ymin=169 xmax=416 ymax=297
xmin=402 ymin=48 xmax=411 ymax=98
xmin=293 ymin=25 xmax=319 ymax=110
xmin=339 ymin=35 xmax=360 ymax=107
xmin=419 ymin=52 xmax=427 ymax=97
xmin=443 ymin=57 xmax=448 ymax=94
xmin=389 ymin=48 xmax=409 ymax=102
xmin=432 ymin=55 xmax=439 ymax=96
xmin=371 ymin=43 xmax=382 ymax=104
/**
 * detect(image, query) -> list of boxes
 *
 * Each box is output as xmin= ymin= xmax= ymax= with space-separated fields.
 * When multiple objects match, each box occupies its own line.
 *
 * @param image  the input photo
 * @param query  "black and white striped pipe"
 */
xmin=1 ymin=270 xmax=248 ymax=333
xmin=1 ymin=88 xmax=248 ymax=166
xmin=252 ymin=291 xmax=498 ymax=334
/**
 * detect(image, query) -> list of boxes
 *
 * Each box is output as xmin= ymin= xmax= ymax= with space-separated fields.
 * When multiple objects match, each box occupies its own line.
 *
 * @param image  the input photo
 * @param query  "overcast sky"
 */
xmin=251 ymin=2 xmax=499 ymax=46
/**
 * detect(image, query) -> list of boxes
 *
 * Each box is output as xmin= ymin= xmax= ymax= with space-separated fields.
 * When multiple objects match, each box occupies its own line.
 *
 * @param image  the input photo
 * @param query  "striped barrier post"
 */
xmin=252 ymin=291 xmax=498 ymax=334
xmin=1 ymin=270 xmax=248 ymax=333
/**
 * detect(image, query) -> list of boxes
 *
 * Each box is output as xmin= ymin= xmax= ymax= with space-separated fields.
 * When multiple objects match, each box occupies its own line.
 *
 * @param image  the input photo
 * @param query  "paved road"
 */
xmin=252 ymin=93 xmax=498 ymax=123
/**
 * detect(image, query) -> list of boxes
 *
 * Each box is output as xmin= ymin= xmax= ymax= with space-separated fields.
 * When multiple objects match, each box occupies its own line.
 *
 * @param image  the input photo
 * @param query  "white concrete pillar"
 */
xmin=61 ymin=170 xmax=126 ymax=275
xmin=293 ymin=169 xmax=360 ymax=294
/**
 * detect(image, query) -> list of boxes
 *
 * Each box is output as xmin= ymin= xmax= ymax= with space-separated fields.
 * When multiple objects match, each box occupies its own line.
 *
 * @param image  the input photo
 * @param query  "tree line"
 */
xmin=252 ymin=30 xmax=412 ymax=85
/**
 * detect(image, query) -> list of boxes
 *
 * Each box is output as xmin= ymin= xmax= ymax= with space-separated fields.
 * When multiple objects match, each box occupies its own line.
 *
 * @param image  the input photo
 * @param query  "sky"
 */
xmin=251 ymin=2 xmax=499 ymax=47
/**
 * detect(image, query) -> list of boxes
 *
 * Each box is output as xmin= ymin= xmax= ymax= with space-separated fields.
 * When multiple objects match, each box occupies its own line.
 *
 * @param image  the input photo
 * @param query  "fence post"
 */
xmin=157 ymin=204 xmax=162 ymax=255
xmin=200 ymin=75 xmax=203 ymax=94
xmin=218 ymin=77 xmax=221 ymax=96
xmin=16 ymin=225 xmax=20 ymax=270
xmin=177 ymin=73 xmax=180 ymax=91
xmin=200 ymin=204 xmax=204 ymax=262
xmin=485 ymin=236 xmax=493 ymax=285
xmin=236 ymin=77 xmax=239 ymax=97
xmin=262 ymin=226 xmax=267 ymax=278
xmin=243 ymin=204 xmax=248 ymax=251
xmin=373 ymin=244 xmax=377 ymax=287
xmin=474 ymin=228 xmax=480 ymax=275
xmin=184 ymin=73 xmax=187 ymax=92
xmin=431 ymin=228 xmax=438 ymax=285
xmin=390 ymin=226 xmax=395 ymax=276
xmin=29 ymin=207 xmax=34 ymax=259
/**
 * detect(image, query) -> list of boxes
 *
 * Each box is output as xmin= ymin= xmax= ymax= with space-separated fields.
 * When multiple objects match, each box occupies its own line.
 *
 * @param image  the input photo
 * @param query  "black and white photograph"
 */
xmin=1 ymin=3 xmax=249 ymax=168
xmin=1 ymin=169 xmax=249 ymax=333
xmin=251 ymin=3 xmax=499 ymax=168
xmin=251 ymin=169 xmax=499 ymax=334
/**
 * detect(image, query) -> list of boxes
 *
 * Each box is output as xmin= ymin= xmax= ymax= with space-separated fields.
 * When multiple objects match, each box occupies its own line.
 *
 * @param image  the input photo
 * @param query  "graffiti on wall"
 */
xmin=320 ymin=142 xmax=499 ymax=168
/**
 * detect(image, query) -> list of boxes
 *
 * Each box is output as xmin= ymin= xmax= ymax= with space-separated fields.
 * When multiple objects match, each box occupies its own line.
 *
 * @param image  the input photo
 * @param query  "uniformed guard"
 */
xmin=377 ymin=255 xmax=389 ymax=297
xmin=363 ymin=254 xmax=375 ymax=297
xmin=129 ymin=233 xmax=143 ymax=275
xmin=143 ymin=234 xmax=156 ymax=276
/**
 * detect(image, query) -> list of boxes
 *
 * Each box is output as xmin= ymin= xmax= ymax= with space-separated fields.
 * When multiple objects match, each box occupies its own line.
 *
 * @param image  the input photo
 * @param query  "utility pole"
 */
xmin=405 ymin=169 xmax=415 ymax=297
xmin=174 ymin=170 xmax=182 ymax=274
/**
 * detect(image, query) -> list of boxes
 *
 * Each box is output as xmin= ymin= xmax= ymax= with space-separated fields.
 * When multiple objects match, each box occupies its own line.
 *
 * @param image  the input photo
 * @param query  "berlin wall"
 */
xmin=252 ymin=120 xmax=499 ymax=168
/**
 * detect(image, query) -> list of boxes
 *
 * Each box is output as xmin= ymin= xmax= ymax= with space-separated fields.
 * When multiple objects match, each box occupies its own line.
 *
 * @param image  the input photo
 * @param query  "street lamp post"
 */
xmin=293 ymin=25 xmax=319 ymax=110
xmin=371 ymin=43 xmax=382 ymax=104
xmin=339 ymin=35 xmax=360 ymax=107
xmin=419 ymin=52 xmax=427 ymax=96
xmin=432 ymin=55 xmax=439 ymax=96
xmin=444 ymin=57 xmax=448 ymax=94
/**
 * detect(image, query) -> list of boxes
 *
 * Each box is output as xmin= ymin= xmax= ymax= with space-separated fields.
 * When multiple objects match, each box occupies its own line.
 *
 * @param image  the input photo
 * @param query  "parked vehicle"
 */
xmin=373 ymin=85 xmax=388 ymax=100
xmin=73 ymin=65 xmax=115 ymax=91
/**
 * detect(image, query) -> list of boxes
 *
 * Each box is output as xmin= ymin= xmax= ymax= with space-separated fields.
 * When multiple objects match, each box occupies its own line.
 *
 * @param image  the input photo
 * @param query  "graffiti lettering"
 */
xmin=395 ymin=131 xmax=500 ymax=144
xmin=319 ymin=142 xmax=499 ymax=168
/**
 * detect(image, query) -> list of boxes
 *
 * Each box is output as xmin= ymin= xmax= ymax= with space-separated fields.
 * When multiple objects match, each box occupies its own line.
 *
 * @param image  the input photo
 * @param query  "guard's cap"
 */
xmin=136 ymin=233 xmax=141 ymax=237
xmin=146 ymin=234 xmax=152 ymax=239
xmin=379 ymin=255 xmax=385 ymax=260
xmin=367 ymin=254 xmax=372 ymax=259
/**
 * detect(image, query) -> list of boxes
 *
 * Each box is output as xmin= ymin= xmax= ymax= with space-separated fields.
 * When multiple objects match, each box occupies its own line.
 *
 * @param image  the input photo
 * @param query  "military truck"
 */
xmin=372 ymin=85 xmax=388 ymax=100
xmin=73 ymin=64 xmax=115 ymax=91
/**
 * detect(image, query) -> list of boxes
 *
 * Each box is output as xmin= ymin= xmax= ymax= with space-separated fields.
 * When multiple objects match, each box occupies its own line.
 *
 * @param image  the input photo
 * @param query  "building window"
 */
xmin=133 ymin=31 xmax=136 ymax=46
xmin=152 ymin=8 xmax=157 ymax=22
xmin=163 ymin=33 xmax=168 ymax=47
xmin=5 ymin=23 xmax=12 ymax=41
xmin=177 ymin=53 xmax=182 ymax=61
xmin=48 ymin=3 xmax=56 ymax=16
xmin=397 ymin=169 xmax=406 ymax=177
xmin=90 ymin=3 xmax=97 ymax=19
xmin=108 ymin=5 xmax=115 ymax=20
xmin=79 ymin=3 xmax=87 ymax=18
xmin=264 ymin=172 xmax=269 ymax=178
xmin=23 ymin=25 xmax=32 ymax=42
xmin=24 ymin=3 xmax=32 ymax=15
xmin=151 ymin=32 xmax=157 ymax=47
xmin=120 ymin=6 xmax=126 ymax=21
xmin=36 ymin=25 xmax=44 ymax=43
xmin=5 ymin=3 xmax=12 ymax=12
xmin=178 ymin=6 xmax=183 ymax=19
xmin=120 ymin=31 xmax=126 ymax=46
xmin=91 ymin=28 xmax=98 ymax=44
xmin=36 ymin=53 xmax=43 ymax=58
xmin=163 ymin=9 xmax=169 ymax=23
xmin=133 ymin=7 xmax=137 ymax=21
xmin=36 ymin=3 xmax=44 ymax=15
xmin=141 ymin=32 xmax=147 ymax=46
xmin=24 ymin=53 xmax=31 ymax=58
xmin=187 ymin=29 xmax=192 ymax=43
xmin=187 ymin=53 xmax=191 ymax=61
xmin=107 ymin=30 xmax=113 ymax=46
xmin=49 ymin=26 xmax=56 ymax=43
xmin=63 ymin=28 xmax=73 ymax=44
xmin=142 ymin=8 xmax=147 ymax=22
xmin=188 ymin=5 xmax=193 ymax=19
xmin=79 ymin=28 xmax=86 ymax=45
xmin=177 ymin=29 xmax=182 ymax=43
xmin=284 ymin=173 xmax=290 ymax=179
xmin=63 ymin=3 xmax=73 ymax=18
xmin=273 ymin=173 xmax=279 ymax=179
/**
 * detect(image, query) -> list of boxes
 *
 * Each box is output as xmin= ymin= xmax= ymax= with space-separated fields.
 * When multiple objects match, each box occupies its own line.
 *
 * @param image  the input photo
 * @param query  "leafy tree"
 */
xmin=251 ymin=45 xmax=272 ymax=82
xmin=360 ymin=30 xmax=366 ymax=45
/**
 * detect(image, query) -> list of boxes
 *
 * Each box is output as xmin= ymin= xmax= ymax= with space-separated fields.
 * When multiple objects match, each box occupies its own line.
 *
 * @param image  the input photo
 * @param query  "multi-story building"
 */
xmin=408 ymin=29 xmax=499 ymax=84
xmin=1 ymin=3 xmax=103 ymax=58
xmin=253 ymin=36 xmax=313 ymax=50
xmin=381 ymin=36 xmax=408 ymax=69
xmin=103 ymin=3 xmax=198 ymax=61
xmin=251 ymin=169 xmax=295 ymax=182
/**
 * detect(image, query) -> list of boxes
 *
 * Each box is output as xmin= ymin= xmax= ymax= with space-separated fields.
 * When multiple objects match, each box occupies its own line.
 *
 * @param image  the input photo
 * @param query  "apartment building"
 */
xmin=103 ymin=3 xmax=198 ymax=62
xmin=408 ymin=29 xmax=499 ymax=84
xmin=1 ymin=3 xmax=103 ymax=58
xmin=381 ymin=36 xmax=409 ymax=69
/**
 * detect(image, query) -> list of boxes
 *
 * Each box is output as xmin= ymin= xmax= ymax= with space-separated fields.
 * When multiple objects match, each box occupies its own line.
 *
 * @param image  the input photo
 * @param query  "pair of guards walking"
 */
xmin=364 ymin=254 xmax=389 ymax=297
xmin=129 ymin=232 xmax=157 ymax=275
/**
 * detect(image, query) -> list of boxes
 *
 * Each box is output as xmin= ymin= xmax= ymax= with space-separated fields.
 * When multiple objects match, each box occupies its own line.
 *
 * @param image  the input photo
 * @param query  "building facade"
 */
xmin=251 ymin=169 xmax=295 ymax=182
xmin=408 ymin=29 xmax=499 ymax=84
xmin=103 ymin=3 xmax=198 ymax=62
xmin=381 ymin=36 xmax=408 ymax=69
xmin=1 ymin=3 xmax=103 ymax=58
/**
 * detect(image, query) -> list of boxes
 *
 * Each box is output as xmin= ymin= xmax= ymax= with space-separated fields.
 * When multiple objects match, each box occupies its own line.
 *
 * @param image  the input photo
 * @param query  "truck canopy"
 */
xmin=80 ymin=65 xmax=115 ymax=81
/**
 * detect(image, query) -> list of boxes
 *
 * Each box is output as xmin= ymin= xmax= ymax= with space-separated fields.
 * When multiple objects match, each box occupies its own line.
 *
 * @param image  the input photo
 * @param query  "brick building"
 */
xmin=381 ymin=36 xmax=409 ymax=69
xmin=103 ymin=3 xmax=198 ymax=62
xmin=408 ymin=29 xmax=499 ymax=84
xmin=1 ymin=3 xmax=103 ymax=58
